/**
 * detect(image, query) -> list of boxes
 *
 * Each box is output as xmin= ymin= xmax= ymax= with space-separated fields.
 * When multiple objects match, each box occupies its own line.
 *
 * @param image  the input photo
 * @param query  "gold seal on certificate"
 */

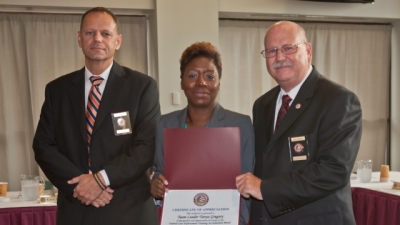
xmin=193 ymin=193 xmax=209 ymax=206
xmin=162 ymin=128 xmax=241 ymax=225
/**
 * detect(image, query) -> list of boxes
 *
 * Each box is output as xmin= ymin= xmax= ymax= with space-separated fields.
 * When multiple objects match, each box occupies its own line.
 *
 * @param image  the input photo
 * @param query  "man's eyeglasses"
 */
xmin=261 ymin=43 xmax=306 ymax=58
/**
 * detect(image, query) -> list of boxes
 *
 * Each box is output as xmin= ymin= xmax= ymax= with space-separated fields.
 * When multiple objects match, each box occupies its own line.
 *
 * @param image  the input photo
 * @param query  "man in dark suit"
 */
xmin=33 ymin=7 xmax=160 ymax=225
xmin=236 ymin=21 xmax=362 ymax=224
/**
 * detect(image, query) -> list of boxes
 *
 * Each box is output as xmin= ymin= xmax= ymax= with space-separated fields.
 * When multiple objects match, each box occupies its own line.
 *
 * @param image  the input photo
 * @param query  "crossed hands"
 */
xmin=68 ymin=173 xmax=114 ymax=208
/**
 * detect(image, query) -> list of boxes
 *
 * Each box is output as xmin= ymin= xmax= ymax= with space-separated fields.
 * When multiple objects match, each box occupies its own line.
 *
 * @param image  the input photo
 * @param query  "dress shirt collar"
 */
xmin=278 ymin=65 xmax=313 ymax=105
xmin=84 ymin=62 xmax=113 ymax=82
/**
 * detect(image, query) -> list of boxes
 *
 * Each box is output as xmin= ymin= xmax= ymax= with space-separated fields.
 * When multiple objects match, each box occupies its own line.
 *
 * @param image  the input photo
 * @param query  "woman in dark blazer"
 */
xmin=151 ymin=42 xmax=255 ymax=225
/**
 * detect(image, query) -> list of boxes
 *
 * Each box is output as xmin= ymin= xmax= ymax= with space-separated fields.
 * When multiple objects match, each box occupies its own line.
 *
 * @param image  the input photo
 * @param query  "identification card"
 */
xmin=288 ymin=135 xmax=309 ymax=161
xmin=161 ymin=189 xmax=240 ymax=225
xmin=111 ymin=111 xmax=132 ymax=136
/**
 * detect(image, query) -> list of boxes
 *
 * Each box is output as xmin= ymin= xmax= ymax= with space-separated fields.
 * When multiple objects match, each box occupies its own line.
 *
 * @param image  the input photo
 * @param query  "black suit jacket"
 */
xmin=251 ymin=67 xmax=362 ymax=225
xmin=33 ymin=62 xmax=160 ymax=225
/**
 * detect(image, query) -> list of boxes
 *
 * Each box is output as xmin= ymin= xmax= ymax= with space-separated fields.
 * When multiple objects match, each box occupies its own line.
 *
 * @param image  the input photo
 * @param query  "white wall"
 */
xmin=154 ymin=0 xmax=219 ymax=114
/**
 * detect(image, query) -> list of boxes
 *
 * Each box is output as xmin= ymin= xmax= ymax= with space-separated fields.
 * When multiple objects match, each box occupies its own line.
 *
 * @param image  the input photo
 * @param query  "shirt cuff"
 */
xmin=153 ymin=198 xmax=163 ymax=207
xmin=99 ymin=170 xmax=110 ymax=186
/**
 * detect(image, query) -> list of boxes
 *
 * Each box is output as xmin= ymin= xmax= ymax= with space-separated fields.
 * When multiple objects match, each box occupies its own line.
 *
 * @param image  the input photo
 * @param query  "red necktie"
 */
xmin=86 ymin=76 xmax=104 ymax=172
xmin=275 ymin=95 xmax=292 ymax=131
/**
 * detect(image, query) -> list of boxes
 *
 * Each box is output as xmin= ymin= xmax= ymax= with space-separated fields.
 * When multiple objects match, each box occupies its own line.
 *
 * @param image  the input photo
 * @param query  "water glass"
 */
xmin=357 ymin=160 xmax=372 ymax=183
xmin=21 ymin=175 xmax=40 ymax=201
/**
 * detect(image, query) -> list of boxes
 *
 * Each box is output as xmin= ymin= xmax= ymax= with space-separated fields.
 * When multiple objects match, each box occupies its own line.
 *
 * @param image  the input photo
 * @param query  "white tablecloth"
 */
xmin=350 ymin=171 xmax=400 ymax=196
xmin=2 ymin=172 xmax=399 ymax=208
xmin=0 ymin=191 xmax=56 ymax=209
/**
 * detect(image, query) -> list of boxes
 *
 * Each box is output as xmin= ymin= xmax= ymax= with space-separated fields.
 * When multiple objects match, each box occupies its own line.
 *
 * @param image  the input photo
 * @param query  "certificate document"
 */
xmin=161 ymin=190 xmax=240 ymax=225
xmin=164 ymin=128 xmax=241 ymax=190
xmin=162 ymin=128 xmax=241 ymax=225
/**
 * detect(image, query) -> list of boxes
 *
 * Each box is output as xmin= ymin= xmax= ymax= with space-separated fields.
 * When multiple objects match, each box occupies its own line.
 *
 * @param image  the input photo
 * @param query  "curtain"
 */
xmin=0 ymin=13 xmax=148 ymax=191
xmin=219 ymin=20 xmax=391 ymax=171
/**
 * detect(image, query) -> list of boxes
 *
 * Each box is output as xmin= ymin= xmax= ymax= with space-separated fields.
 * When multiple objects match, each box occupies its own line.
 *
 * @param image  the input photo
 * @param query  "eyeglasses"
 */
xmin=261 ymin=43 xmax=306 ymax=58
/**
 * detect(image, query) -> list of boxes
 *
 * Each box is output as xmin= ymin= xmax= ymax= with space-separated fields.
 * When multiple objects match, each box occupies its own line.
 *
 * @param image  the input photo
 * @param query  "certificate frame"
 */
xmin=164 ymin=127 xmax=241 ymax=189
xmin=162 ymin=128 xmax=242 ymax=225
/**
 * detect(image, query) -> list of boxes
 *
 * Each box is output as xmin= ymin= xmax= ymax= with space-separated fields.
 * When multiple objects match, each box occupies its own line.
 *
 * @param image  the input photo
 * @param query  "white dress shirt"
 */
xmin=274 ymin=66 xmax=313 ymax=130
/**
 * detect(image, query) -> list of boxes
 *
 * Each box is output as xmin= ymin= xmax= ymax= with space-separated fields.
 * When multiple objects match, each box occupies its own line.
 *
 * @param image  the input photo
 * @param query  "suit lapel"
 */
xmin=92 ymin=62 xmax=126 ymax=135
xmin=264 ymin=89 xmax=279 ymax=147
xmin=268 ymin=68 xmax=320 ymax=147
xmin=68 ymin=68 xmax=86 ymax=143
xmin=177 ymin=107 xmax=188 ymax=127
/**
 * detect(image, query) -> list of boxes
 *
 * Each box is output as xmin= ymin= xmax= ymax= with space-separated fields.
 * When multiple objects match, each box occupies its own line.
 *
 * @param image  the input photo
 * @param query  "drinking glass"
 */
xmin=357 ymin=160 xmax=372 ymax=183
xmin=21 ymin=174 xmax=40 ymax=201
xmin=37 ymin=176 xmax=45 ymax=196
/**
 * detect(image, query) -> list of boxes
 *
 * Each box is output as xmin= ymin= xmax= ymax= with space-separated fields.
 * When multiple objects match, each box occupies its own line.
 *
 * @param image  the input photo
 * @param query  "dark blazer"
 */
xmin=251 ymin=67 xmax=362 ymax=225
xmin=33 ymin=62 xmax=160 ymax=225
xmin=153 ymin=103 xmax=255 ymax=225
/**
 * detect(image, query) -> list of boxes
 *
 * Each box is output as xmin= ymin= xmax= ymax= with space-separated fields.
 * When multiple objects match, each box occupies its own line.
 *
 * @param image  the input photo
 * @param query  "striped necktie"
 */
xmin=275 ymin=95 xmax=292 ymax=131
xmin=86 ymin=76 xmax=104 ymax=172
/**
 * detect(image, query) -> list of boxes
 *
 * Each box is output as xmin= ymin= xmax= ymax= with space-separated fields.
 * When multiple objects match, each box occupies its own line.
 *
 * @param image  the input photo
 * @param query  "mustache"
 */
xmin=272 ymin=61 xmax=293 ymax=69
xmin=90 ymin=44 xmax=104 ymax=48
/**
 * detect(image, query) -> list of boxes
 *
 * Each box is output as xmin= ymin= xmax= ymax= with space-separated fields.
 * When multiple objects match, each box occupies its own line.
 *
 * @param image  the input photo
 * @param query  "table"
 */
xmin=351 ymin=171 xmax=400 ymax=225
xmin=2 ymin=173 xmax=399 ymax=225
xmin=0 ymin=192 xmax=57 ymax=225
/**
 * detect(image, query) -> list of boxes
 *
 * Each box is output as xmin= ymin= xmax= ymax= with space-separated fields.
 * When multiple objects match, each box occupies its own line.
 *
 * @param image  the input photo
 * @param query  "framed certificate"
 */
xmin=162 ymin=128 xmax=241 ymax=225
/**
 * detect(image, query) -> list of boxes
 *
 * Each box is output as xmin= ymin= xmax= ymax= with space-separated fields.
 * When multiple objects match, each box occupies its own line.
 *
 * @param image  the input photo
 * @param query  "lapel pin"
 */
xmin=295 ymin=104 xmax=301 ymax=109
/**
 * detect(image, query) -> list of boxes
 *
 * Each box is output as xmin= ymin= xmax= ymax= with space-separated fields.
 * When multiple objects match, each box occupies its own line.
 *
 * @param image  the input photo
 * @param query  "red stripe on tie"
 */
xmin=86 ymin=76 xmax=104 ymax=172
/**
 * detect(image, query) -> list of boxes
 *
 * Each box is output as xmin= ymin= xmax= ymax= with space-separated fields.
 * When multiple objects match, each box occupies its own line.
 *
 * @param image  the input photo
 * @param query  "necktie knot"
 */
xmin=282 ymin=95 xmax=292 ymax=105
xmin=275 ymin=95 xmax=292 ymax=131
xmin=90 ymin=76 xmax=104 ymax=86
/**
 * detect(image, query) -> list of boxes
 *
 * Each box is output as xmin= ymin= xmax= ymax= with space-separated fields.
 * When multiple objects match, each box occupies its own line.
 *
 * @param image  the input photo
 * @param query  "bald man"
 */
xmin=236 ymin=21 xmax=362 ymax=225
xmin=33 ymin=7 xmax=159 ymax=225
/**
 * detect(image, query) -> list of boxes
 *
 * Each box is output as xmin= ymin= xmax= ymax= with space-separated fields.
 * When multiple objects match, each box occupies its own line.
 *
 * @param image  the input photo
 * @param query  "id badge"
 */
xmin=111 ymin=111 xmax=132 ymax=136
xmin=288 ymin=135 xmax=309 ymax=161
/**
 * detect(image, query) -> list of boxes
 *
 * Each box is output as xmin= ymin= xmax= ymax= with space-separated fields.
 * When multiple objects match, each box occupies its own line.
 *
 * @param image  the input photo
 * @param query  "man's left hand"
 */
xmin=68 ymin=174 xmax=102 ymax=205
xmin=91 ymin=188 xmax=114 ymax=208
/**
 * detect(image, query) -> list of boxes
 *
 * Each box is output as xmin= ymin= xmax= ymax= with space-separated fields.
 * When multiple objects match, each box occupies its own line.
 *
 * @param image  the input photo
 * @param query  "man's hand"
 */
xmin=68 ymin=174 xmax=102 ymax=205
xmin=91 ymin=187 xmax=114 ymax=208
xmin=150 ymin=174 xmax=169 ymax=199
xmin=236 ymin=172 xmax=263 ymax=200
